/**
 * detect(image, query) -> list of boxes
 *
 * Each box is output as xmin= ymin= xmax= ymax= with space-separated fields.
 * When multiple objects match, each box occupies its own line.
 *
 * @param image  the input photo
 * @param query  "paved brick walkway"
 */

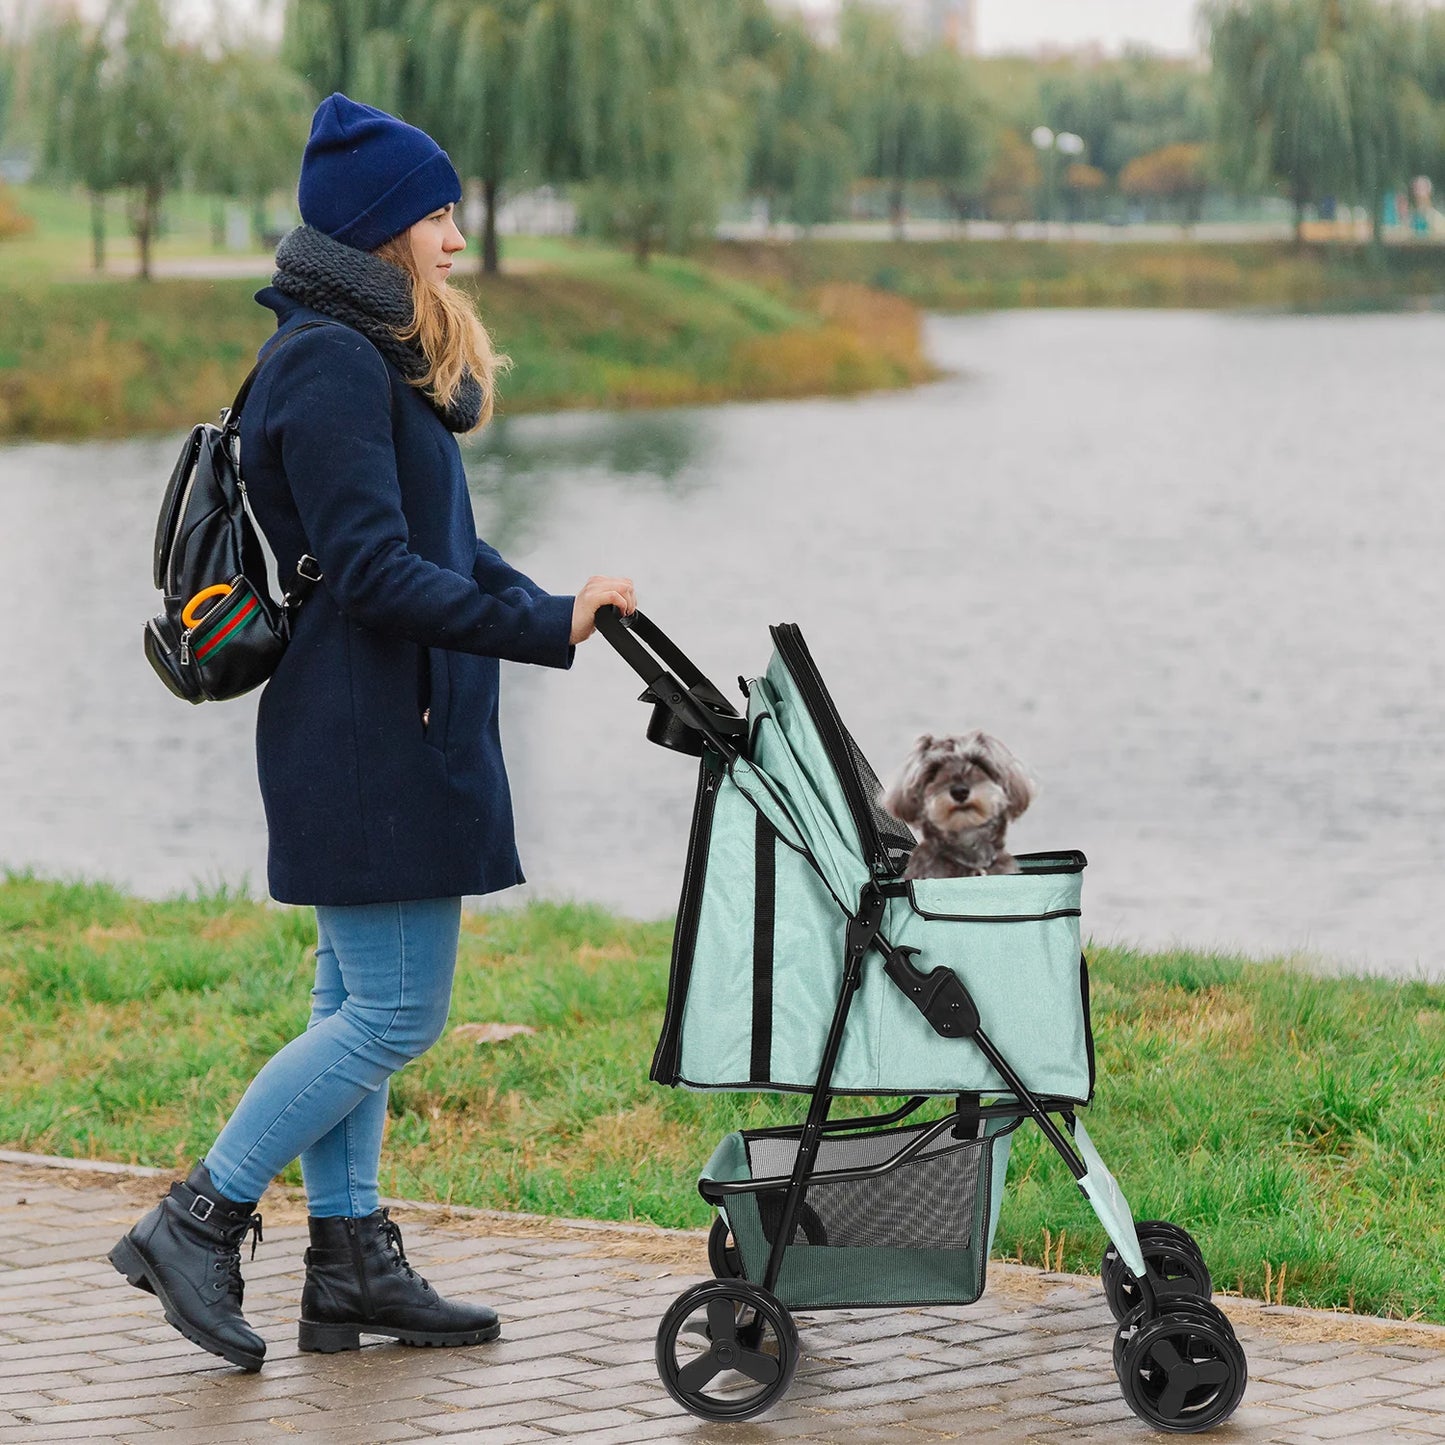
xmin=2 ymin=1154 xmax=1444 ymax=1444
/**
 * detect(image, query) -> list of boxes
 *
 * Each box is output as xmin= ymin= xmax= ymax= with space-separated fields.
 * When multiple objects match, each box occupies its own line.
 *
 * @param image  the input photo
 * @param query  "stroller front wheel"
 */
xmin=655 ymin=1278 xmax=799 ymax=1422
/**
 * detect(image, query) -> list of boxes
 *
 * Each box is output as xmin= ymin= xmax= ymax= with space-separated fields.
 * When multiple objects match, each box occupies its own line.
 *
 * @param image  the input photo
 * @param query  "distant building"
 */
xmin=883 ymin=0 xmax=976 ymax=52
xmin=1029 ymin=40 xmax=1109 ymax=66
xmin=768 ymin=0 xmax=977 ymax=54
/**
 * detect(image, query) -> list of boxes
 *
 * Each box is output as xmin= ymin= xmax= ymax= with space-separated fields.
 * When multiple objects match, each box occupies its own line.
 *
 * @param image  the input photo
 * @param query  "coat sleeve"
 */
xmin=261 ymin=326 xmax=575 ymax=668
xmin=473 ymin=539 xmax=577 ymax=671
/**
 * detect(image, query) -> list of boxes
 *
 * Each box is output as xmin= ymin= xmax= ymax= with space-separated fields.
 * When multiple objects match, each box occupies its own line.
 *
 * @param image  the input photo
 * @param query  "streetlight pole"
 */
xmin=1031 ymin=127 xmax=1084 ymax=232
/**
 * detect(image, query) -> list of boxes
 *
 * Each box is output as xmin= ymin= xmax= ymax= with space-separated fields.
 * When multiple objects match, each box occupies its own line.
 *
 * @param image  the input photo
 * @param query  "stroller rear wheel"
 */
xmin=1116 ymin=1296 xmax=1246 ymax=1433
xmin=707 ymin=1216 xmax=745 ymax=1280
xmin=1102 ymin=1221 xmax=1213 ymax=1321
xmin=655 ymin=1279 xmax=799 ymax=1422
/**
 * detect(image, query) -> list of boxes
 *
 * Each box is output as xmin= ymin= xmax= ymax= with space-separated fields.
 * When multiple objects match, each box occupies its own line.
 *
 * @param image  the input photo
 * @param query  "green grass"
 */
xmin=3 ymin=873 xmax=1442 ymax=1323
xmin=0 ymin=182 xmax=576 ymax=276
xmin=0 ymin=188 xmax=933 ymax=439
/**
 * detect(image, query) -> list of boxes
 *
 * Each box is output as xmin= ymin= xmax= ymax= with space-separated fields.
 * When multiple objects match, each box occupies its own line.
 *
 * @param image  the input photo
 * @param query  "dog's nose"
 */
xmin=949 ymin=784 xmax=971 ymax=803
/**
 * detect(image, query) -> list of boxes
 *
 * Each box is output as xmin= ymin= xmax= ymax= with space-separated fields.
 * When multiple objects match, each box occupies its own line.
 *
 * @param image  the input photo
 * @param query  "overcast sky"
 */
xmin=975 ymin=0 xmax=1204 ymax=56
xmin=6 ymin=0 xmax=1209 ymax=56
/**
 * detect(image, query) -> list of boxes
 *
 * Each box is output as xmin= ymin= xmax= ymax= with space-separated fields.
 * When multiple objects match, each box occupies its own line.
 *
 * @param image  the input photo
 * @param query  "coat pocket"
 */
xmin=418 ymin=646 xmax=450 ymax=753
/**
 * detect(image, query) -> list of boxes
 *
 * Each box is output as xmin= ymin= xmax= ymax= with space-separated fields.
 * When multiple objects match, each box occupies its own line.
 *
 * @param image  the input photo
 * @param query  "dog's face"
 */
xmin=880 ymin=731 xmax=1034 ymax=838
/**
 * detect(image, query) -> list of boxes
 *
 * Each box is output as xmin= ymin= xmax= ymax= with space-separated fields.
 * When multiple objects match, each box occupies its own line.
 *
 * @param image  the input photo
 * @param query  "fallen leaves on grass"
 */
xmin=450 ymin=1022 xmax=538 ymax=1045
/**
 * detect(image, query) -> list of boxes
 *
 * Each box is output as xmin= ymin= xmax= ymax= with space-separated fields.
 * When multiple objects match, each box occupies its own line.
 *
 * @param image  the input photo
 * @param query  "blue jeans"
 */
xmin=205 ymin=897 xmax=461 ymax=1216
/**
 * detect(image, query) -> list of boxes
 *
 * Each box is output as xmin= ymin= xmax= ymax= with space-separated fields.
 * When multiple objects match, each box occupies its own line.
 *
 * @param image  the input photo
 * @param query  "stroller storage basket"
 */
xmin=702 ymin=1113 xmax=1020 ymax=1310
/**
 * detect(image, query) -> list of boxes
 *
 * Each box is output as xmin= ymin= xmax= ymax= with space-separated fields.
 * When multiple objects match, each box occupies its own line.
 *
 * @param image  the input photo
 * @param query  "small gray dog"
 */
xmin=879 ymin=731 xmax=1035 ymax=880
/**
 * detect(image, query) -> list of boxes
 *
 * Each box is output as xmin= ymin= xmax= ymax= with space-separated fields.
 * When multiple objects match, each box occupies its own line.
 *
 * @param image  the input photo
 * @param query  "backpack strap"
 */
xmin=220 ymin=318 xmax=336 ymax=433
xmin=222 ymin=317 xmax=337 ymax=605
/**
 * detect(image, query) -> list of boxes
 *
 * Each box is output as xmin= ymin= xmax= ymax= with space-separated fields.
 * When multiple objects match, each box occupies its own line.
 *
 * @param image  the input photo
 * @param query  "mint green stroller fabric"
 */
xmin=657 ymin=649 xmax=1094 ymax=1102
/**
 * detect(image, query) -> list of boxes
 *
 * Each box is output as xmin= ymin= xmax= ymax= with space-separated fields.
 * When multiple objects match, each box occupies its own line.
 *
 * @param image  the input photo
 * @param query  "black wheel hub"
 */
xmin=1115 ymin=1296 xmax=1248 ymax=1432
xmin=656 ymin=1279 xmax=798 ymax=1422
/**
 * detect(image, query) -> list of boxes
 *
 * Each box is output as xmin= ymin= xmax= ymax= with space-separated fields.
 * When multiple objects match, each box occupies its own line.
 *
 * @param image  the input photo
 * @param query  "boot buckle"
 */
xmin=189 ymin=1195 xmax=215 ymax=1221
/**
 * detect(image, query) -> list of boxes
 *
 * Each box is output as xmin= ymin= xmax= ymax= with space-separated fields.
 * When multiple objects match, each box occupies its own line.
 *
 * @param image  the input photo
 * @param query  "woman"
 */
xmin=108 ymin=94 xmax=636 ymax=1372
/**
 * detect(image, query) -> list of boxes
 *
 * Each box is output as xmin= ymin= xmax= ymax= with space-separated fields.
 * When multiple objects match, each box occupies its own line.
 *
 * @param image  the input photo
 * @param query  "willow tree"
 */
xmin=1205 ymin=0 xmax=1356 ymax=242
xmin=186 ymin=47 xmax=315 ymax=248
xmin=38 ymin=0 xmax=189 ymax=276
xmin=281 ymin=0 xmax=403 ymax=99
xmin=1208 ymin=0 xmax=1430 ymax=247
xmin=840 ymin=7 xmax=992 ymax=236
xmin=36 ymin=13 xmax=118 ymax=270
xmin=1414 ymin=8 xmax=1445 ymax=194
xmin=914 ymin=46 xmax=994 ymax=222
xmin=1336 ymin=2 xmax=1431 ymax=249
xmin=518 ymin=0 xmax=747 ymax=266
xmin=839 ymin=2 xmax=915 ymax=236
xmin=0 ymin=33 xmax=12 ymax=149
xmin=405 ymin=0 xmax=530 ymax=275
xmin=737 ymin=3 xmax=856 ymax=229
xmin=108 ymin=0 xmax=190 ymax=279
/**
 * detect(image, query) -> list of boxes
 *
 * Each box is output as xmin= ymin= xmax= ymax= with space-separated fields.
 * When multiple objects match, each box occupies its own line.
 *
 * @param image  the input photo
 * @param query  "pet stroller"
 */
xmin=598 ymin=609 xmax=1247 ymax=1433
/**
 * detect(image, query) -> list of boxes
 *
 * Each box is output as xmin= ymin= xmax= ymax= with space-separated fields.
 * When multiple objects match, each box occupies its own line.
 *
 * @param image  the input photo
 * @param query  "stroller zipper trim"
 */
xmin=907 ymin=904 xmax=1082 ymax=925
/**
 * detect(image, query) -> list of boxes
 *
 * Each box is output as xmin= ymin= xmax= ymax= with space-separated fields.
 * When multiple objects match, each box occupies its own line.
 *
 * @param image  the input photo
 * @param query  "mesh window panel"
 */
xmin=777 ymin=625 xmax=916 ymax=870
xmin=846 ymin=730 xmax=917 ymax=869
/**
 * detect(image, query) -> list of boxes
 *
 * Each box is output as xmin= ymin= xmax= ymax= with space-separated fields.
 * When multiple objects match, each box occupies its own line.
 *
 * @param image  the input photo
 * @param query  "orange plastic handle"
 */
xmin=182 ymin=584 xmax=234 ymax=630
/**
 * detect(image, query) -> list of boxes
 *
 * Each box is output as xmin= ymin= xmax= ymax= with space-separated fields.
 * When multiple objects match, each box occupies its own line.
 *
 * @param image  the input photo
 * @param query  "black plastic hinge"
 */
xmin=882 ymin=945 xmax=981 ymax=1039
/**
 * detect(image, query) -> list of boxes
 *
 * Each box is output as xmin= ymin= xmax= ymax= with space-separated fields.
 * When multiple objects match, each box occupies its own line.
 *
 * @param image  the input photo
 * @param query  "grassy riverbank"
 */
xmin=705 ymin=236 xmax=1445 ymax=311
xmin=0 ymin=239 xmax=931 ymax=441
xmin=2 ymin=873 xmax=1442 ymax=1323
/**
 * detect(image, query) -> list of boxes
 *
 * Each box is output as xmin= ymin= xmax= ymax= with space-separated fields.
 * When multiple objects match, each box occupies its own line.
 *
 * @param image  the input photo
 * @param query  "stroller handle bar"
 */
xmin=595 ymin=605 xmax=748 ymax=759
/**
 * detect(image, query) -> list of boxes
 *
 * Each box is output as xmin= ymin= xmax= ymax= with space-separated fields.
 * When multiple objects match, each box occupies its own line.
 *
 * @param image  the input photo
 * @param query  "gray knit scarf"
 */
xmin=272 ymin=225 xmax=485 ymax=434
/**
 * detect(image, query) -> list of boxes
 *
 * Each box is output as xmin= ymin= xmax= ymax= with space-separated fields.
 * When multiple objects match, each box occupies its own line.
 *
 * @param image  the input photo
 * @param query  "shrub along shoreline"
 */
xmin=0 ymin=247 xmax=933 ymax=442
xmin=5 ymin=234 xmax=1445 ymax=442
xmin=2 ymin=873 xmax=1442 ymax=1325
xmin=703 ymin=236 xmax=1445 ymax=311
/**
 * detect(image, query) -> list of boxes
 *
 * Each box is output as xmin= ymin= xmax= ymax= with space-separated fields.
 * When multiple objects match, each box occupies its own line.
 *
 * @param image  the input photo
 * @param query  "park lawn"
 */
xmin=0 ymin=253 xmax=931 ymax=440
xmin=2 ymin=872 xmax=1442 ymax=1324
xmin=0 ymin=185 xmax=933 ymax=440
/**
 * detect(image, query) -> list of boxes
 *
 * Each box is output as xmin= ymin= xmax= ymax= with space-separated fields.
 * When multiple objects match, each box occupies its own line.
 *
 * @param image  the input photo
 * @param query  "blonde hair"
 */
xmin=374 ymin=234 xmax=511 ymax=431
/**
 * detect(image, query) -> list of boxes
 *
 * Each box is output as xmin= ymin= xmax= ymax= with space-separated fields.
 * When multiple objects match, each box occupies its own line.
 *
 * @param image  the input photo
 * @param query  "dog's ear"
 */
xmin=879 ymin=734 xmax=933 ymax=827
xmin=973 ymin=733 xmax=1036 ymax=820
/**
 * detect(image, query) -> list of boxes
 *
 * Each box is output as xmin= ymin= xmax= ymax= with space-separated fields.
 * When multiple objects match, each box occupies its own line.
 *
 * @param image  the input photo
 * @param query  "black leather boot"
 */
xmin=297 ymin=1208 xmax=500 ymax=1352
xmin=108 ymin=1162 xmax=266 ymax=1371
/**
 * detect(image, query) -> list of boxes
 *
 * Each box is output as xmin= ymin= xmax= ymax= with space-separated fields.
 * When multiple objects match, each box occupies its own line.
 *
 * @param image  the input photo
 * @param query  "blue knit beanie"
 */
xmin=297 ymin=93 xmax=462 ymax=252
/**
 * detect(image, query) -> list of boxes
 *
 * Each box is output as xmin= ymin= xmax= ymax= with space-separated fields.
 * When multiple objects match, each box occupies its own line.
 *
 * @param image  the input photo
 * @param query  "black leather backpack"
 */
xmin=144 ymin=320 xmax=331 ymax=704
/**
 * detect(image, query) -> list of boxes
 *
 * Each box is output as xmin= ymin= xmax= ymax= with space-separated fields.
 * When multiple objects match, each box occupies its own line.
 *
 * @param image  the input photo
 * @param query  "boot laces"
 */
xmin=379 ymin=1210 xmax=431 ymax=1292
xmin=215 ymin=1213 xmax=263 ymax=1301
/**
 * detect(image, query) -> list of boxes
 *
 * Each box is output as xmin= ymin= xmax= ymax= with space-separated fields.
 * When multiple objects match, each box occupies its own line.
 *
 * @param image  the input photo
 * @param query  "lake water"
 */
xmin=3 ymin=308 xmax=1442 ymax=978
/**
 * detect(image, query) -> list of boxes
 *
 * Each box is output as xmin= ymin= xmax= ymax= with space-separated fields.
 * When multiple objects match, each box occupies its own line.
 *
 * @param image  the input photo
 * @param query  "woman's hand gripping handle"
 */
xmin=570 ymin=575 xmax=637 ymax=644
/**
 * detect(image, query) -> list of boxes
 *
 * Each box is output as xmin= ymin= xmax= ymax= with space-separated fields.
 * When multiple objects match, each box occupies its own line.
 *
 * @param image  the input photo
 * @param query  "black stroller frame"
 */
xmin=598 ymin=607 xmax=1247 ymax=1433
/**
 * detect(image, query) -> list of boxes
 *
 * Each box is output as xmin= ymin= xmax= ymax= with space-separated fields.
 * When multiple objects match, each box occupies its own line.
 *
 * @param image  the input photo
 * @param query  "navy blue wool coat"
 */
xmin=240 ymin=287 xmax=575 ymax=906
